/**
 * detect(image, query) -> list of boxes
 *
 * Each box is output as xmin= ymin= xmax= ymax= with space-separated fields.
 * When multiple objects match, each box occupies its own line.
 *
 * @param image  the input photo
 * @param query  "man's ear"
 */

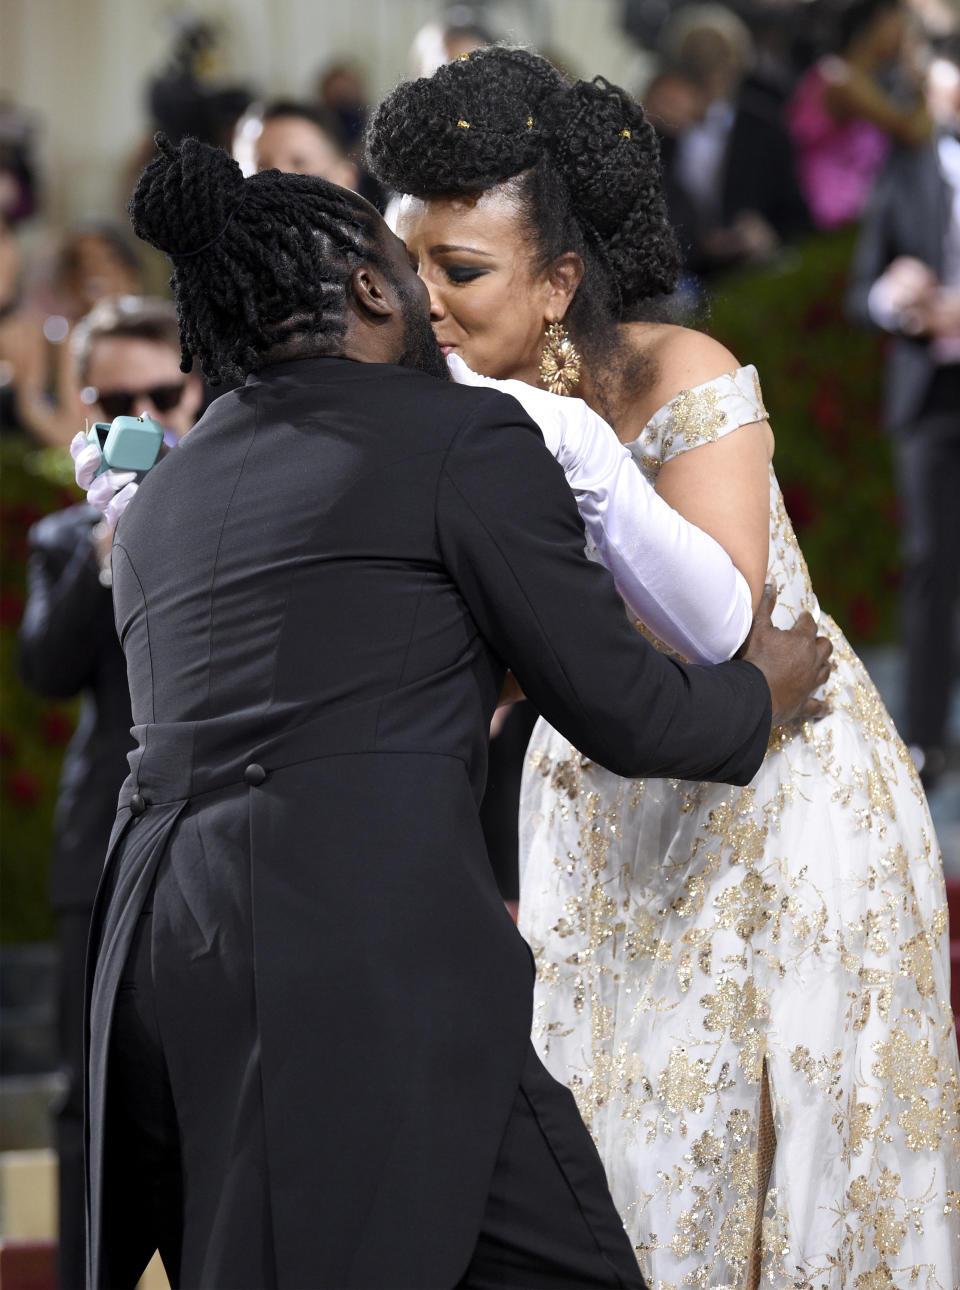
xmin=350 ymin=264 xmax=395 ymax=320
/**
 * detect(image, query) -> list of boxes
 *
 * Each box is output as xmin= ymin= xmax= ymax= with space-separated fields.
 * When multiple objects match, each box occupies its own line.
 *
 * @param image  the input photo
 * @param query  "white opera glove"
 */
xmin=447 ymin=353 xmax=753 ymax=664
xmin=70 ymin=432 xmax=139 ymax=529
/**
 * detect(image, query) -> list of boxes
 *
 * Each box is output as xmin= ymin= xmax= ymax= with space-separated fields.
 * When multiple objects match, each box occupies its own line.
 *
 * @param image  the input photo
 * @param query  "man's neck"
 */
xmin=257 ymin=336 xmax=346 ymax=367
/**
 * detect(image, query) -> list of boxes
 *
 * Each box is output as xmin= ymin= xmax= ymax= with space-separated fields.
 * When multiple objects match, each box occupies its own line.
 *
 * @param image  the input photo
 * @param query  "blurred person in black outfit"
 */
xmin=657 ymin=3 xmax=809 ymax=281
xmin=18 ymin=296 xmax=200 ymax=1290
xmin=313 ymin=62 xmax=387 ymax=212
xmin=147 ymin=17 xmax=252 ymax=150
xmin=848 ymin=44 xmax=960 ymax=787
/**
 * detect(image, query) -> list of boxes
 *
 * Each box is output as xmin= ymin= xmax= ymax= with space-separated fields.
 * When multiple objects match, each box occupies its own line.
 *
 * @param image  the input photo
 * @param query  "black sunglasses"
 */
xmin=96 ymin=382 xmax=186 ymax=419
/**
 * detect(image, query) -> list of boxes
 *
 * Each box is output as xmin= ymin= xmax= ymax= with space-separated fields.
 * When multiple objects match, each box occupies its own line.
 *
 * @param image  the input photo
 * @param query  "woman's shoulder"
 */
xmin=619 ymin=324 xmax=767 ymax=458
xmin=646 ymin=326 xmax=742 ymax=395
xmin=621 ymin=324 xmax=744 ymax=414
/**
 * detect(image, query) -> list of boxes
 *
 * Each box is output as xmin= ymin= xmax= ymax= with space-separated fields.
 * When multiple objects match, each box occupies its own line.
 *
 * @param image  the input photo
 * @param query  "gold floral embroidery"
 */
xmin=872 ymin=1027 xmax=938 ymax=1100
xmin=660 ymin=384 xmax=727 ymax=456
xmin=519 ymin=364 xmax=960 ymax=1288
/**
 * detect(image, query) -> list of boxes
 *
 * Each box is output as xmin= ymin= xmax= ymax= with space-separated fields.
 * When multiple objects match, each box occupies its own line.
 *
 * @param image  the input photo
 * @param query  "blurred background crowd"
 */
xmin=1 ymin=1 xmax=959 ymax=1285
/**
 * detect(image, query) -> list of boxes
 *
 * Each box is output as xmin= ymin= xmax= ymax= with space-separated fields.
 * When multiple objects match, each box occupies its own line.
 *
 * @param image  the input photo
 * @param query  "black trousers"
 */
xmin=895 ymin=367 xmax=960 ymax=755
xmin=102 ymin=905 xmax=645 ymax=1290
xmin=56 ymin=909 xmax=94 ymax=1290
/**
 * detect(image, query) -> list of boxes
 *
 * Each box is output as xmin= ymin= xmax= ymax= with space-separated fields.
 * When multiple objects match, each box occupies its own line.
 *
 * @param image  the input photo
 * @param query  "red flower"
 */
xmin=882 ymin=496 xmax=901 ymax=527
xmin=0 ymin=590 xmax=25 ymax=627
xmin=41 ymin=709 xmax=75 ymax=747
xmin=811 ymin=384 xmax=843 ymax=434
xmin=5 ymin=767 xmax=42 ymax=806
xmin=848 ymin=594 xmax=878 ymax=640
xmin=1 ymin=533 xmax=31 ymax=564
xmin=4 ymin=502 xmax=42 ymax=529
xmin=780 ymin=481 xmax=819 ymax=531
xmin=800 ymin=300 xmax=835 ymax=333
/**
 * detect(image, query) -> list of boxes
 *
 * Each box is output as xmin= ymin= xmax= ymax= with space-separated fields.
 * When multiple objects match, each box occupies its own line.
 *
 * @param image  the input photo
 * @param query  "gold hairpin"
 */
xmin=457 ymin=119 xmax=470 ymax=130
xmin=619 ymin=128 xmax=631 ymax=139
xmin=526 ymin=116 xmax=534 ymax=128
xmin=457 ymin=52 xmax=471 ymax=61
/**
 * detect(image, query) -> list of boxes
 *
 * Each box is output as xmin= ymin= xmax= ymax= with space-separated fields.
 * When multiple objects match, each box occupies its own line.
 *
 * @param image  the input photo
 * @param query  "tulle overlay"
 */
xmin=517 ymin=369 xmax=960 ymax=1287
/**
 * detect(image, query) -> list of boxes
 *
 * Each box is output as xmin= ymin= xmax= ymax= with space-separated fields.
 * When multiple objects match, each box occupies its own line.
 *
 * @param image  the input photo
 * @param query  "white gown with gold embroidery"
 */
xmin=517 ymin=367 xmax=960 ymax=1288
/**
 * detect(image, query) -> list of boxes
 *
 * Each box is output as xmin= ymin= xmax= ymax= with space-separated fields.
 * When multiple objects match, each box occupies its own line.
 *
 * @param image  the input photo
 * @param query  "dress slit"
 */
xmin=747 ymin=1059 xmax=776 ymax=1290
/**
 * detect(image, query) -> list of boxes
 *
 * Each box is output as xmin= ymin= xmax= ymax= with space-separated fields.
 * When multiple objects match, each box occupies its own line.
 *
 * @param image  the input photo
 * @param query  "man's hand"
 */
xmin=739 ymin=584 xmax=833 ymax=726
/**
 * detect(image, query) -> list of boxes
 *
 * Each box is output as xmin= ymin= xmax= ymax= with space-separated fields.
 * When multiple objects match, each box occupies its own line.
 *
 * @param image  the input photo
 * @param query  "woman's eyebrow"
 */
xmin=430 ymin=244 xmax=495 ymax=257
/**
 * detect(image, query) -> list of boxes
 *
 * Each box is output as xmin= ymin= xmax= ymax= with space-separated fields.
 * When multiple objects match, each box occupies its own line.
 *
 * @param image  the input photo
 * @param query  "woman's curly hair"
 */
xmin=128 ymin=133 xmax=383 ymax=383
xmin=367 ymin=47 xmax=680 ymax=346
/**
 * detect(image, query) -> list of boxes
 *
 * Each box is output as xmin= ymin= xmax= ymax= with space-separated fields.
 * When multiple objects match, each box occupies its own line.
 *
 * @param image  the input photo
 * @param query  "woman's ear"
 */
xmin=350 ymin=264 xmax=394 ymax=319
xmin=546 ymin=252 xmax=584 ymax=321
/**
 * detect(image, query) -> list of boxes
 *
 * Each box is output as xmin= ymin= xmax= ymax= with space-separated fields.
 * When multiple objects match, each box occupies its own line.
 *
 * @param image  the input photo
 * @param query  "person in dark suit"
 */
xmin=84 ymin=136 xmax=828 ymax=1290
xmin=848 ymin=48 xmax=960 ymax=785
xmin=657 ymin=5 xmax=809 ymax=281
xmin=18 ymin=296 xmax=200 ymax=1290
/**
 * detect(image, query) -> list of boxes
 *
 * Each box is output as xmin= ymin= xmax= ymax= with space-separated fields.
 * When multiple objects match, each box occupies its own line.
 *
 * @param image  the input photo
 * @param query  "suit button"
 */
xmin=244 ymin=763 xmax=266 ymax=786
xmin=129 ymin=793 xmax=147 ymax=817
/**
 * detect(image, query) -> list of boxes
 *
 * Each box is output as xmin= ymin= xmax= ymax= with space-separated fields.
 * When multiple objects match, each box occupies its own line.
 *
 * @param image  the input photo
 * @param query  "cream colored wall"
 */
xmin=1 ymin=0 xmax=651 ymax=228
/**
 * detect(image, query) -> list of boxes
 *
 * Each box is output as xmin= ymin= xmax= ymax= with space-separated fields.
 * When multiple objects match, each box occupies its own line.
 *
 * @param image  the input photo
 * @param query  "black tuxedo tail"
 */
xmin=85 ymin=357 xmax=771 ymax=1289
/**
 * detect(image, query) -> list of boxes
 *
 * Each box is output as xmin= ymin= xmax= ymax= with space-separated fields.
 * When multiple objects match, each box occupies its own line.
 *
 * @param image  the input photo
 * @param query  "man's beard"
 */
xmin=396 ymin=284 xmax=449 ymax=381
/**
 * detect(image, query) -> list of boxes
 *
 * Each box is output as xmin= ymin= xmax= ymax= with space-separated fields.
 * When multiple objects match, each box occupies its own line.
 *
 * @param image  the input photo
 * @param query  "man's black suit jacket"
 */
xmin=85 ymin=356 xmax=772 ymax=1289
xmin=19 ymin=504 xmax=134 ymax=911
xmin=848 ymin=140 xmax=953 ymax=429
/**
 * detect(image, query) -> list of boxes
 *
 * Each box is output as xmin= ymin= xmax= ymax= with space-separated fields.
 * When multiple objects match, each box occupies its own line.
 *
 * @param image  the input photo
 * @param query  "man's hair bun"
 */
xmin=129 ymin=133 xmax=247 ymax=258
xmin=124 ymin=133 xmax=383 ymax=383
xmin=367 ymin=47 xmax=566 ymax=196
xmin=549 ymin=76 xmax=680 ymax=304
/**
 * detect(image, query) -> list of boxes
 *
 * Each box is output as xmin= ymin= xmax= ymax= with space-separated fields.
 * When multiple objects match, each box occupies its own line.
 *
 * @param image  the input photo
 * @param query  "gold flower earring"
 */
xmin=538 ymin=321 xmax=581 ymax=397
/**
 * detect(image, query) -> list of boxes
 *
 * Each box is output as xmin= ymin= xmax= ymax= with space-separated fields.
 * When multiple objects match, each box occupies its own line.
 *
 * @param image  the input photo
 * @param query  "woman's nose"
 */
xmin=424 ymin=277 xmax=446 ymax=320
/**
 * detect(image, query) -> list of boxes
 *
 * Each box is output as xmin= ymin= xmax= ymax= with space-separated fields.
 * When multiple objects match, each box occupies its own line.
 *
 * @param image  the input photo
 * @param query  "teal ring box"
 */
xmin=86 ymin=414 xmax=164 ymax=477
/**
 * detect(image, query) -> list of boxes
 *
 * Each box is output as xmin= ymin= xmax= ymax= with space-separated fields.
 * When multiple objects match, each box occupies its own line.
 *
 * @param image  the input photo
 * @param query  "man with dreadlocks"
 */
xmin=83 ymin=134 xmax=828 ymax=1290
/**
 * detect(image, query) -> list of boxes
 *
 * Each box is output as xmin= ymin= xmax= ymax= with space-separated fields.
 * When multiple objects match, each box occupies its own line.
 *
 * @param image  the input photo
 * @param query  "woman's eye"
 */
xmin=445 ymin=266 xmax=486 ymax=284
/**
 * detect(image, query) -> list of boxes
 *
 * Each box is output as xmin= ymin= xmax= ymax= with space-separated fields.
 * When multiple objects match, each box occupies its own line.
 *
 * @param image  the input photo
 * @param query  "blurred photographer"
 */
xmin=848 ymin=45 xmax=960 ymax=788
xmin=18 ymin=296 xmax=200 ymax=1290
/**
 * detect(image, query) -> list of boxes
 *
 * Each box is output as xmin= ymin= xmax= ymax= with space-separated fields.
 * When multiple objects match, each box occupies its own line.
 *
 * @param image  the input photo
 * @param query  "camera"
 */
xmin=86 ymin=414 xmax=164 ymax=478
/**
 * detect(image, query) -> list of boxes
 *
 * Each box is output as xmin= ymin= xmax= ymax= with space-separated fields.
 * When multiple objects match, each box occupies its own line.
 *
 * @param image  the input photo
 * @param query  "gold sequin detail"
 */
xmin=456 ymin=118 xmax=470 ymax=129
xmin=519 ymin=364 xmax=960 ymax=1287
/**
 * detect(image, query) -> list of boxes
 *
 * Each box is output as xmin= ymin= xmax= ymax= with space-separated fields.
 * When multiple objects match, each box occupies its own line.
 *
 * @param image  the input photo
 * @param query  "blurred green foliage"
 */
xmin=708 ymin=227 xmax=898 ymax=643
xmin=1 ymin=436 xmax=80 ymax=943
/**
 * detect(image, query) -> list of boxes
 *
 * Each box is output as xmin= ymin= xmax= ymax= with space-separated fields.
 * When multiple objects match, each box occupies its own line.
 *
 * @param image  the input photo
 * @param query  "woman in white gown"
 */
xmin=370 ymin=47 xmax=960 ymax=1287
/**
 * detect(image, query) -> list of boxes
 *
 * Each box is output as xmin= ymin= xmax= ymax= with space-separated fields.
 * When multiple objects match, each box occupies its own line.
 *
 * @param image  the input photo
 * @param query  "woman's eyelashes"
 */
xmin=443 ymin=264 xmax=488 ymax=284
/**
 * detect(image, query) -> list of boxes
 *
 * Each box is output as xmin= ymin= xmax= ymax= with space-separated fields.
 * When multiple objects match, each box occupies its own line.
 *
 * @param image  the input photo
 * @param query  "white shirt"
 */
xmin=674 ymin=100 xmax=736 ymax=222
xmin=867 ymin=133 xmax=960 ymax=362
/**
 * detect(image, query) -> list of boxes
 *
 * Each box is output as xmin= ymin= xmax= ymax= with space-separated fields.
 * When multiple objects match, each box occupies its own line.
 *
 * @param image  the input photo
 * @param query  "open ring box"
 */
xmin=86 ymin=414 xmax=164 ymax=478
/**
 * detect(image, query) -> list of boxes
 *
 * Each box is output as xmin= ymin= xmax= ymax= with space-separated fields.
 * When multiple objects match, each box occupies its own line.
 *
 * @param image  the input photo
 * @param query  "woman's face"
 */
xmin=63 ymin=234 xmax=139 ymax=315
xmin=395 ymin=187 xmax=563 ymax=385
xmin=255 ymin=116 xmax=358 ymax=190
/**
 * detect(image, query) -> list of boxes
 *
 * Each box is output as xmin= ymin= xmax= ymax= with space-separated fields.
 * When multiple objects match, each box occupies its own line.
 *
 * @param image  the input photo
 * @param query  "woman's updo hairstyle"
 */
xmin=129 ymin=133 xmax=382 ymax=382
xmin=367 ymin=46 xmax=680 ymax=335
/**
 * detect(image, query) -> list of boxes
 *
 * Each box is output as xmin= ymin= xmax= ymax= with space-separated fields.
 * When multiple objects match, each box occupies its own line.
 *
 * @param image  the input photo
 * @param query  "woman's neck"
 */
xmin=572 ymin=323 xmax=661 ymax=445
